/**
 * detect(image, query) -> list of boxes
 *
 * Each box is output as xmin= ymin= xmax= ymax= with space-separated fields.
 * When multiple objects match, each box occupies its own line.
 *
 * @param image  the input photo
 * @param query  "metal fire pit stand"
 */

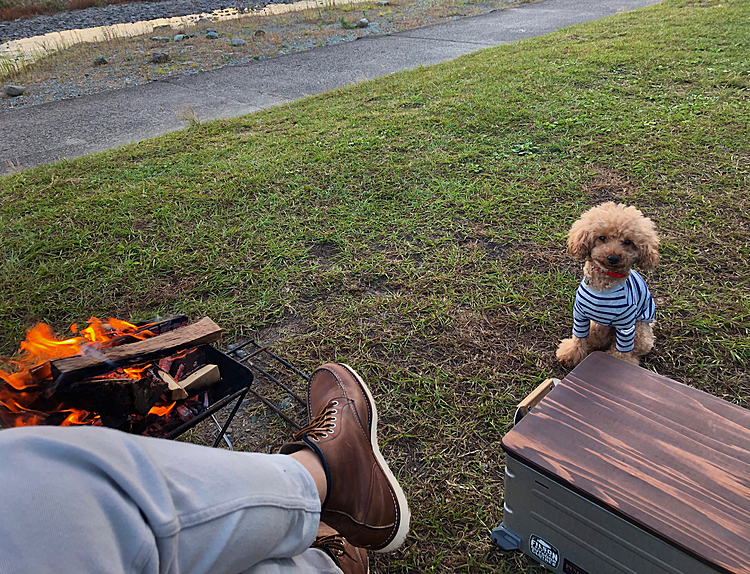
xmin=225 ymin=340 xmax=309 ymax=432
xmin=165 ymin=341 xmax=310 ymax=450
xmin=163 ymin=386 xmax=251 ymax=447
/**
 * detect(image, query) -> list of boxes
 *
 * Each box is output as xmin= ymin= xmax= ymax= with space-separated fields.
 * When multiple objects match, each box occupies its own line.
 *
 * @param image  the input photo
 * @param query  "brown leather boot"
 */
xmin=312 ymin=522 xmax=369 ymax=574
xmin=280 ymin=363 xmax=410 ymax=552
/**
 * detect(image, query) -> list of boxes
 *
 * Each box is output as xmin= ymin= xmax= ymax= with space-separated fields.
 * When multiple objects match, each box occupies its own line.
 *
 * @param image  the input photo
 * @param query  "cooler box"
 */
xmin=492 ymin=352 xmax=750 ymax=574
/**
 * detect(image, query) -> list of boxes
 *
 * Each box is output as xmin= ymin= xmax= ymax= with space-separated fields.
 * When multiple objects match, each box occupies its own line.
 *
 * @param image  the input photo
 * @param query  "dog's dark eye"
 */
xmin=623 ymin=239 xmax=632 ymax=246
xmin=598 ymin=236 xmax=606 ymax=242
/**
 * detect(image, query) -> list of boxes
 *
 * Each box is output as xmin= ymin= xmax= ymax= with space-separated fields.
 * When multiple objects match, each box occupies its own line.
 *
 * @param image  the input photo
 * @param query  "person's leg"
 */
xmin=249 ymin=361 xmax=409 ymax=573
xmin=242 ymin=549 xmax=342 ymax=574
xmin=0 ymin=425 xmax=321 ymax=574
xmin=243 ymin=530 xmax=369 ymax=574
xmin=288 ymin=448 xmax=327 ymax=504
xmin=0 ymin=362 xmax=405 ymax=574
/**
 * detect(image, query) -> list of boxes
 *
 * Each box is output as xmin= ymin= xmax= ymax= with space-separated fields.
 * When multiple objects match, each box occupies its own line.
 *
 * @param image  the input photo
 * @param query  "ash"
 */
xmin=0 ymin=0 xmax=294 ymax=42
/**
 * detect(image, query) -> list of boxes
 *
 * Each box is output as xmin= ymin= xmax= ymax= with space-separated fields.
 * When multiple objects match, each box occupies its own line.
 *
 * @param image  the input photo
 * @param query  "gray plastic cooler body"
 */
xmin=493 ymin=454 xmax=718 ymax=573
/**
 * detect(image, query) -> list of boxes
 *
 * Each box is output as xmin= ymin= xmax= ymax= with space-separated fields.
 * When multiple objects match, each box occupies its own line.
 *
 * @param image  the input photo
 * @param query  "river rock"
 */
xmin=205 ymin=31 xmax=219 ymax=39
xmin=2 ymin=85 xmax=25 ymax=97
xmin=231 ymin=38 xmax=246 ymax=46
xmin=356 ymin=18 xmax=369 ymax=28
xmin=150 ymin=51 xmax=169 ymax=64
xmin=93 ymin=54 xmax=107 ymax=65
xmin=3 ymin=84 xmax=26 ymax=98
xmin=173 ymin=34 xmax=187 ymax=41
xmin=254 ymin=29 xmax=265 ymax=36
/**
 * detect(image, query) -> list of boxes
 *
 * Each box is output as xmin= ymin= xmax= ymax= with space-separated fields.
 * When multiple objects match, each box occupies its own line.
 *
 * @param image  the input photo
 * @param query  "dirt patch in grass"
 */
xmin=252 ymin=315 xmax=313 ymax=344
xmin=583 ymin=165 xmax=637 ymax=204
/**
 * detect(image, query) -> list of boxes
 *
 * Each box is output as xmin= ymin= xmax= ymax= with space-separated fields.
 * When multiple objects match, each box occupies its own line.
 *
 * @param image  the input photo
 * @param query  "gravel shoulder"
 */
xmin=1 ymin=0 xmax=518 ymax=111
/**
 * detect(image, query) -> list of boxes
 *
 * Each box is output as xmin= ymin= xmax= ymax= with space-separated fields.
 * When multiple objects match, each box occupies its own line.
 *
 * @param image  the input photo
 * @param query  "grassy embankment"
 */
xmin=1 ymin=0 xmax=749 ymax=571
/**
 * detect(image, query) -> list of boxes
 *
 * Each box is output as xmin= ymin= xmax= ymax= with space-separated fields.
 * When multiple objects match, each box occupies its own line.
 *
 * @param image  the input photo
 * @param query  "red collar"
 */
xmin=591 ymin=265 xmax=627 ymax=278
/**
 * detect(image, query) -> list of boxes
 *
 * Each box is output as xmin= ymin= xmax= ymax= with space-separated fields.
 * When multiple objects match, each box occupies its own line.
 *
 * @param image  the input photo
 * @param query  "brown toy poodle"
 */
xmin=556 ymin=202 xmax=660 ymax=367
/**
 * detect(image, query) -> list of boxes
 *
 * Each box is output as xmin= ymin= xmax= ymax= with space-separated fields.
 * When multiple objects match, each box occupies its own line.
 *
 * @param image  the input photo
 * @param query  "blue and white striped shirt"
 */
xmin=572 ymin=270 xmax=655 ymax=353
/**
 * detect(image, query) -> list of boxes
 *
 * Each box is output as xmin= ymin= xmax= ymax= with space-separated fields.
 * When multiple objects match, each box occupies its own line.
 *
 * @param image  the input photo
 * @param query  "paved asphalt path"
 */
xmin=1 ymin=0 xmax=662 ymax=175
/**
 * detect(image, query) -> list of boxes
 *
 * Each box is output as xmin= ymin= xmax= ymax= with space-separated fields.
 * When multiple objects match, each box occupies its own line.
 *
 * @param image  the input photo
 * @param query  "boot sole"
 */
xmin=338 ymin=363 xmax=411 ymax=553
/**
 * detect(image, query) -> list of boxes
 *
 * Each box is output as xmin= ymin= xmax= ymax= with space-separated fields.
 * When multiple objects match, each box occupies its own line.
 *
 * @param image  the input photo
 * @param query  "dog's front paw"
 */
xmin=556 ymin=337 xmax=589 ymax=368
xmin=608 ymin=349 xmax=641 ymax=366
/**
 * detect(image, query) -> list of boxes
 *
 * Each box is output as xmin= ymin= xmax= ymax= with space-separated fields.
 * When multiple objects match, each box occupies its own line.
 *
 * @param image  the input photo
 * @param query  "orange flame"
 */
xmin=60 ymin=409 xmax=97 ymax=426
xmin=148 ymin=402 xmax=176 ymax=417
xmin=1 ymin=323 xmax=85 ymax=391
xmin=18 ymin=323 xmax=85 ymax=364
xmin=0 ymin=365 xmax=36 ymax=391
xmin=0 ymin=393 xmax=47 ymax=426
xmin=79 ymin=318 xmax=111 ymax=344
xmin=123 ymin=364 xmax=152 ymax=380
xmin=75 ymin=317 xmax=151 ymax=345
xmin=108 ymin=318 xmax=140 ymax=333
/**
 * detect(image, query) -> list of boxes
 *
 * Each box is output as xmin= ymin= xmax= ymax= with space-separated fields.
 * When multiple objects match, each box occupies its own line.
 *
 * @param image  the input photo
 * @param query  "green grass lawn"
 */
xmin=1 ymin=0 xmax=749 ymax=571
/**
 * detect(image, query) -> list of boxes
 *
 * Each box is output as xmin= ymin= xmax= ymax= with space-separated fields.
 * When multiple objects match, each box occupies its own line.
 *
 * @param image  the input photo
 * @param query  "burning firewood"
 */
xmin=49 ymin=317 xmax=223 ymax=385
xmin=50 ymin=375 xmax=168 ymax=417
xmin=100 ymin=315 xmax=189 ymax=348
xmin=29 ymin=362 xmax=52 ymax=383
xmin=1 ymin=315 xmax=251 ymax=439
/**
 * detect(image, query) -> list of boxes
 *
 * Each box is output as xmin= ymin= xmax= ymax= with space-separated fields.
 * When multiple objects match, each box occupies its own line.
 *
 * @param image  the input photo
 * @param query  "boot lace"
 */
xmin=311 ymin=532 xmax=359 ymax=562
xmin=292 ymin=400 xmax=338 ymax=442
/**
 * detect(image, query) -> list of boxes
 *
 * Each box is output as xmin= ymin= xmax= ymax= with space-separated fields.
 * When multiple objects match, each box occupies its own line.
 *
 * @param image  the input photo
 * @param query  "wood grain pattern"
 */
xmin=502 ymin=352 xmax=750 ymax=574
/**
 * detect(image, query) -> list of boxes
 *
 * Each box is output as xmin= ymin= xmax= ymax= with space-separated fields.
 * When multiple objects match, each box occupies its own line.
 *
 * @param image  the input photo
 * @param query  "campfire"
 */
xmin=0 ymin=315 xmax=253 ymax=438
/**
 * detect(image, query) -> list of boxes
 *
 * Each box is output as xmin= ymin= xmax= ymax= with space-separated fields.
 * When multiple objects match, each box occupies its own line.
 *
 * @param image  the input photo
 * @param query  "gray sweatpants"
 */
xmin=0 ymin=425 xmax=341 ymax=574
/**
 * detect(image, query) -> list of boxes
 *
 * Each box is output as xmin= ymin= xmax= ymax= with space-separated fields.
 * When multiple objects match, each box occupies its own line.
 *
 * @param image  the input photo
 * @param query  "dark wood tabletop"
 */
xmin=502 ymin=352 xmax=750 ymax=574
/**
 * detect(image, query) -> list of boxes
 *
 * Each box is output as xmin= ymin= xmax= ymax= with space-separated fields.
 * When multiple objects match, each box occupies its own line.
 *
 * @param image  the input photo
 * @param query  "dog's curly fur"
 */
xmin=556 ymin=202 xmax=660 ymax=367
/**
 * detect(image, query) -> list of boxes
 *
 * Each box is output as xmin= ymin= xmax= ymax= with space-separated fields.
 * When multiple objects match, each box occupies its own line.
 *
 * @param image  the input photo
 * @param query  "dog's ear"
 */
xmin=567 ymin=218 xmax=592 ymax=260
xmin=634 ymin=215 xmax=660 ymax=270
xmin=638 ymin=230 xmax=660 ymax=270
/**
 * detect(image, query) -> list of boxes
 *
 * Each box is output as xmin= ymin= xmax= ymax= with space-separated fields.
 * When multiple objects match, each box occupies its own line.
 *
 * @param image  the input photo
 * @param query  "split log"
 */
xmin=157 ymin=369 xmax=188 ymax=402
xmin=178 ymin=364 xmax=221 ymax=395
xmin=50 ymin=317 xmax=223 ymax=385
xmin=53 ymin=376 xmax=168 ymax=417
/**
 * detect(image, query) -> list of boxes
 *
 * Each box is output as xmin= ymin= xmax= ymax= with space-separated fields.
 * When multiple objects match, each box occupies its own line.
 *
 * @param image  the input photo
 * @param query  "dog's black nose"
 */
xmin=607 ymin=255 xmax=620 ymax=265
